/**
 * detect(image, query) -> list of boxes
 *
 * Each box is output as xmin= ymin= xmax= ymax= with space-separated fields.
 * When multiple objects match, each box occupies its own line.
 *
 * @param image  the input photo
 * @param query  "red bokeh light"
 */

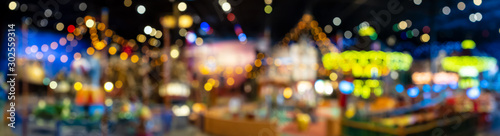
xmin=68 ymin=25 xmax=75 ymax=33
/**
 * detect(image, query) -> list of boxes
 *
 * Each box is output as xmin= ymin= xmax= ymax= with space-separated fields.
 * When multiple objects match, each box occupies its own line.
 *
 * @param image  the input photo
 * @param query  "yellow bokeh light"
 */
xmin=214 ymin=80 xmax=220 ymax=87
xmin=97 ymin=23 xmax=106 ymax=31
xmin=104 ymin=82 xmax=114 ymax=92
xmin=137 ymin=34 xmax=146 ymax=43
xmin=170 ymin=48 xmax=180 ymax=59
xmin=345 ymin=106 xmax=356 ymax=119
xmin=245 ymin=64 xmax=253 ymax=72
xmin=115 ymin=80 xmax=123 ymax=88
xmin=87 ymin=47 xmax=95 ymax=55
xmin=9 ymin=1 xmax=17 ymax=10
xmin=329 ymin=73 xmax=338 ymax=81
xmin=155 ymin=31 xmax=163 ymax=38
xmin=120 ymin=52 xmax=128 ymax=60
xmin=207 ymin=78 xmax=215 ymax=85
xmin=255 ymin=59 xmax=262 ymax=67
xmin=195 ymin=37 xmax=203 ymax=46
xmin=105 ymin=98 xmax=113 ymax=107
xmin=420 ymin=34 xmax=430 ymax=42
xmin=74 ymin=82 xmax=83 ymax=91
xmin=283 ymin=87 xmax=293 ymax=99
xmin=178 ymin=15 xmax=193 ymax=28
xmin=124 ymin=0 xmax=132 ymax=7
xmin=235 ymin=67 xmax=243 ymax=74
xmin=108 ymin=46 xmax=117 ymax=55
xmin=204 ymin=83 xmax=213 ymax=91
xmin=56 ymin=22 xmax=64 ymax=31
xmin=398 ymin=21 xmax=407 ymax=30
xmin=85 ymin=19 xmax=95 ymax=28
xmin=225 ymin=67 xmax=233 ymax=75
xmin=131 ymin=55 xmax=139 ymax=63
xmin=94 ymin=41 xmax=106 ymax=50
xmin=264 ymin=5 xmax=272 ymax=14
xmin=161 ymin=54 xmax=168 ymax=62
xmin=105 ymin=29 xmax=113 ymax=37
xmin=227 ymin=77 xmax=235 ymax=86
xmin=49 ymin=81 xmax=58 ymax=89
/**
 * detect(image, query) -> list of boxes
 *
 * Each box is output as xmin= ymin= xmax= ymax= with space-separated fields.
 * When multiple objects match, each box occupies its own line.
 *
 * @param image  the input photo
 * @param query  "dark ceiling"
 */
xmin=4 ymin=0 xmax=500 ymax=50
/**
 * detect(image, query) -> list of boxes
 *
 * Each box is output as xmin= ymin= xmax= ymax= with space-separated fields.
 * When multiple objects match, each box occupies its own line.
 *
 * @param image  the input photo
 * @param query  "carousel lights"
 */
xmin=432 ymin=84 xmax=443 ymax=93
xmin=358 ymin=26 xmax=376 ymax=37
xmin=322 ymin=51 xmax=412 ymax=78
xmin=433 ymin=72 xmax=459 ymax=85
xmin=423 ymin=84 xmax=431 ymax=93
xmin=408 ymin=87 xmax=419 ymax=98
xmin=458 ymin=66 xmax=479 ymax=77
xmin=459 ymin=78 xmax=479 ymax=89
xmin=172 ymin=105 xmax=190 ymax=117
xmin=480 ymin=80 xmax=489 ymax=88
xmin=412 ymin=72 xmax=432 ymax=85
xmin=442 ymin=56 xmax=496 ymax=73
xmin=159 ymin=83 xmax=190 ymax=97
xmin=461 ymin=40 xmax=475 ymax=49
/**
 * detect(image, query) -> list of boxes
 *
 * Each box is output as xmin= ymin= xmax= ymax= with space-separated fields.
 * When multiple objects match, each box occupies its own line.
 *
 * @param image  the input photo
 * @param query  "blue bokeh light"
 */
xmin=339 ymin=80 xmax=354 ymax=94
xmin=408 ymin=87 xmax=419 ymax=98
xmin=467 ymin=87 xmax=481 ymax=99
xmin=238 ymin=33 xmax=247 ymax=42
xmin=423 ymin=84 xmax=431 ymax=92
xmin=396 ymin=84 xmax=404 ymax=93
